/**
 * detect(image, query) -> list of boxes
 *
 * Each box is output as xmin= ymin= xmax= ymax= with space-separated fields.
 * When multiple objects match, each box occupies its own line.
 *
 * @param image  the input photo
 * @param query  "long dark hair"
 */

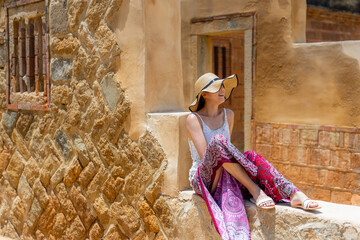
xmin=196 ymin=95 xmax=205 ymax=112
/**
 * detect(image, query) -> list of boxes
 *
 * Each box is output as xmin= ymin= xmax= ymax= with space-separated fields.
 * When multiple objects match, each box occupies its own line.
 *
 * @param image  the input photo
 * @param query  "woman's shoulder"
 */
xmin=224 ymin=108 xmax=234 ymax=117
xmin=186 ymin=113 xmax=201 ymax=128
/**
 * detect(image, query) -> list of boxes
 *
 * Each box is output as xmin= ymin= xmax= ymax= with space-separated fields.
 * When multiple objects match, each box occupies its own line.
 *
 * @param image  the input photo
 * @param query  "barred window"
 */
xmin=5 ymin=0 xmax=49 ymax=111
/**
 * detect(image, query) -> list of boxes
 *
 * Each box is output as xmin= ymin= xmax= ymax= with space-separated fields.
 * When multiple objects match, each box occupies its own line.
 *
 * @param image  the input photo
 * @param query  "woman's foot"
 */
xmin=290 ymin=191 xmax=321 ymax=210
xmin=251 ymin=189 xmax=275 ymax=209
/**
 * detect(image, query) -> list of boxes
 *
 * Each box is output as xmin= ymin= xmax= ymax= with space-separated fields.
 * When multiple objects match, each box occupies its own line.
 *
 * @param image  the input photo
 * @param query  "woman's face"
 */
xmin=202 ymin=85 xmax=226 ymax=105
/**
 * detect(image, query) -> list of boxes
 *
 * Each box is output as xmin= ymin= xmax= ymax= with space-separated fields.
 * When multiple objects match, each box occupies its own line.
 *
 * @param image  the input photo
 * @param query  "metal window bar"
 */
xmin=5 ymin=0 xmax=50 ymax=111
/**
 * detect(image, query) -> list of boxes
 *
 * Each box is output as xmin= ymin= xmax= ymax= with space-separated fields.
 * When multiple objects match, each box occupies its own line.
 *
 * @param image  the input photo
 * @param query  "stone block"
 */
xmin=51 ymin=35 xmax=80 ymax=56
xmin=85 ymin=0 xmax=112 ymax=31
xmin=51 ymin=85 xmax=72 ymax=105
xmin=89 ymin=222 xmax=104 ymax=240
xmin=255 ymin=144 xmax=271 ymax=159
xmin=78 ymin=22 xmax=95 ymax=52
xmin=67 ymin=0 xmax=87 ymax=31
xmin=6 ymin=151 xmax=25 ymax=188
xmin=100 ymin=72 xmax=121 ymax=110
xmin=351 ymin=153 xmax=360 ymax=170
xmin=256 ymin=126 xmax=271 ymax=143
xmin=324 ymin=170 xmax=345 ymax=189
xmin=137 ymin=200 xmax=160 ymax=233
xmin=55 ymin=130 xmax=72 ymax=160
xmin=95 ymin=21 xmax=118 ymax=60
xmin=0 ymin=150 xmax=10 ymax=173
xmin=86 ymin=165 xmax=108 ymax=201
xmin=104 ymin=0 xmax=123 ymax=23
xmin=309 ymin=148 xmax=330 ymax=166
xmin=0 ymin=178 xmax=17 ymax=204
xmin=23 ymin=157 xmax=39 ymax=186
xmin=69 ymin=186 xmax=96 ymax=230
xmin=138 ymin=131 xmax=165 ymax=170
xmin=351 ymin=194 xmax=360 ymax=206
xmin=40 ymin=155 xmax=61 ymax=187
xmin=25 ymin=198 xmax=42 ymax=233
xmin=15 ymin=113 xmax=34 ymax=138
xmin=2 ymin=111 xmax=18 ymax=134
xmin=50 ymin=164 xmax=66 ymax=188
xmin=65 ymin=216 xmax=86 ymax=240
xmin=9 ymin=197 xmax=25 ymax=235
xmin=330 ymin=150 xmax=351 ymax=170
xmin=17 ymin=176 xmax=34 ymax=213
xmin=300 ymin=129 xmax=318 ymax=146
xmin=51 ymin=58 xmax=72 ymax=82
xmin=110 ymin=202 xmax=140 ymax=237
xmin=103 ymin=224 xmax=124 ymax=240
xmin=11 ymin=130 xmax=31 ymax=160
xmin=49 ymin=0 xmax=69 ymax=34
xmin=52 ymin=213 xmax=67 ymax=237
xmin=331 ymin=190 xmax=352 ymax=204
xmin=306 ymin=187 xmax=331 ymax=201
xmin=93 ymin=195 xmax=110 ymax=226
xmin=153 ymin=197 xmax=180 ymax=239
xmin=286 ymin=147 xmax=308 ymax=164
xmin=280 ymin=128 xmax=300 ymax=146
xmin=271 ymin=128 xmax=281 ymax=144
xmin=319 ymin=131 xmax=340 ymax=149
xmin=344 ymin=133 xmax=360 ymax=151
xmin=270 ymin=145 xmax=281 ymax=160
xmin=33 ymin=179 xmax=49 ymax=209
xmin=123 ymin=162 xmax=152 ymax=202
xmin=78 ymin=161 xmax=96 ymax=189
xmin=54 ymin=183 xmax=77 ymax=222
xmin=73 ymin=135 xmax=90 ymax=167
xmin=145 ymin=173 xmax=163 ymax=204
xmin=102 ymin=176 xmax=124 ymax=203
xmin=344 ymin=172 xmax=359 ymax=190
xmin=64 ymin=158 xmax=82 ymax=187
xmin=304 ymin=167 xmax=325 ymax=185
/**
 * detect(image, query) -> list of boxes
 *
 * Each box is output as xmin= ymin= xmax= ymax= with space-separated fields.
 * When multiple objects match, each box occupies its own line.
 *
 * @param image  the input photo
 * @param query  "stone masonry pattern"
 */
xmin=254 ymin=122 xmax=360 ymax=206
xmin=0 ymin=0 xmax=184 ymax=239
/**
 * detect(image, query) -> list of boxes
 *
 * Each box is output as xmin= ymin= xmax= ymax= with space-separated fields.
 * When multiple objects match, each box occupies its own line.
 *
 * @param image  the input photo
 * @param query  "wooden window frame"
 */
xmin=5 ymin=0 xmax=50 ymax=111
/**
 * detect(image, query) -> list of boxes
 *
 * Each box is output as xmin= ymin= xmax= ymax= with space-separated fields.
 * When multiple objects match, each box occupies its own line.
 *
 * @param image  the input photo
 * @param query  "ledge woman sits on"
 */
xmin=186 ymin=73 xmax=320 ymax=240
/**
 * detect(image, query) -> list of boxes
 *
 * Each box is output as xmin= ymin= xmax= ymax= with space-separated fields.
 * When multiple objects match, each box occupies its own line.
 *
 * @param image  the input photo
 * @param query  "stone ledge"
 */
xmin=177 ymin=190 xmax=360 ymax=240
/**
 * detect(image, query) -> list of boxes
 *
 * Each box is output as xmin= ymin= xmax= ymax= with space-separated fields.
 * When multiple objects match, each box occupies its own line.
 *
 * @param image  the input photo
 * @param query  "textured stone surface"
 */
xmin=6 ymin=151 xmax=25 ymax=188
xmin=51 ymin=35 xmax=80 ymax=56
xmin=51 ymin=58 xmax=72 ymax=82
xmin=110 ymin=202 xmax=140 ymax=237
xmin=2 ymin=112 xmax=18 ymax=134
xmin=100 ymin=72 xmax=121 ymax=110
xmin=54 ymin=130 xmax=72 ymax=160
xmin=50 ymin=0 xmax=69 ymax=34
xmin=0 ymin=150 xmax=10 ymax=174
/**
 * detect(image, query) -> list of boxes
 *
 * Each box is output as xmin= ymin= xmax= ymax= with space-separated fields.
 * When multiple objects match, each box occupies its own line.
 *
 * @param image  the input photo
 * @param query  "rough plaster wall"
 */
xmin=0 ymin=0 xmax=181 ymax=239
xmin=182 ymin=0 xmax=360 ymax=127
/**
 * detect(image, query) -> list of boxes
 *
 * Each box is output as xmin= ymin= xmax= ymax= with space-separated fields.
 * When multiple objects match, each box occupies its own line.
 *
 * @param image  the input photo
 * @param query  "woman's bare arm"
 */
xmin=226 ymin=108 xmax=235 ymax=136
xmin=186 ymin=113 xmax=207 ymax=159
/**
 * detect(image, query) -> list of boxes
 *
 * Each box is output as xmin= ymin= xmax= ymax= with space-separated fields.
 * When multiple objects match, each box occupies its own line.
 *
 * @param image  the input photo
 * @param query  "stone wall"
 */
xmin=307 ymin=6 xmax=360 ymax=42
xmin=255 ymin=122 xmax=360 ymax=206
xmin=0 ymin=0 xmax=181 ymax=239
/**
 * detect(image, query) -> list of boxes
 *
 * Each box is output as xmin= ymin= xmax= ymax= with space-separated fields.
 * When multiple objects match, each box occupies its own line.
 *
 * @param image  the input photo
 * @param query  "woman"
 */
xmin=186 ymin=73 xmax=320 ymax=239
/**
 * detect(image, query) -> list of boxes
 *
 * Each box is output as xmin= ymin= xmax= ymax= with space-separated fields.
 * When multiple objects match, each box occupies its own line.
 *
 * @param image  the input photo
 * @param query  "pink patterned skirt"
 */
xmin=190 ymin=134 xmax=299 ymax=240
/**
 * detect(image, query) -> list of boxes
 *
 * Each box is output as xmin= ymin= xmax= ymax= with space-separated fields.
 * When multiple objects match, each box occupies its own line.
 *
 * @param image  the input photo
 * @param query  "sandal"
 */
xmin=250 ymin=196 xmax=275 ymax=210
xmin=291 ymin=198 xmax=321 ymax=210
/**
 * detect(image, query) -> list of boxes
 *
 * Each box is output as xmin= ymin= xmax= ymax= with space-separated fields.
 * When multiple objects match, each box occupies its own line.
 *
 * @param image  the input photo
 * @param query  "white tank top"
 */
xmin=188 ymin=108 xmax=231 ymax=184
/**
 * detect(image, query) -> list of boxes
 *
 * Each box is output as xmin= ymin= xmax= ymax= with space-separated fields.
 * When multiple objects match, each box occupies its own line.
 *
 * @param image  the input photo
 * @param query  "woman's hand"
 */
xmin=186 ymin=113 xmax=207 ymax=159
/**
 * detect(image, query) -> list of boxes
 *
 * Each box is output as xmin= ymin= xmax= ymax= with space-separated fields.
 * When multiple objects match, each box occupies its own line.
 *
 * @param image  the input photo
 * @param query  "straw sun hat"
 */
xmin=189 ymin=73 xmax=239 ymax=112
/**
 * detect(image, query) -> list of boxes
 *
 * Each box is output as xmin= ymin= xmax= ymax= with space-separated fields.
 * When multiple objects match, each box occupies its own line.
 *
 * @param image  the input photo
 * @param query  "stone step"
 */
xmin=178 ymin=190 xmax=360 ymax=240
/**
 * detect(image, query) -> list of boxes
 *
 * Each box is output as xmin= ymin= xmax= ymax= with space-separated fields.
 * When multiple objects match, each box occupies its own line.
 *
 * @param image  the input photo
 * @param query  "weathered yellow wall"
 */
xmin=182 ymin=0 xmax=360 ymax=128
